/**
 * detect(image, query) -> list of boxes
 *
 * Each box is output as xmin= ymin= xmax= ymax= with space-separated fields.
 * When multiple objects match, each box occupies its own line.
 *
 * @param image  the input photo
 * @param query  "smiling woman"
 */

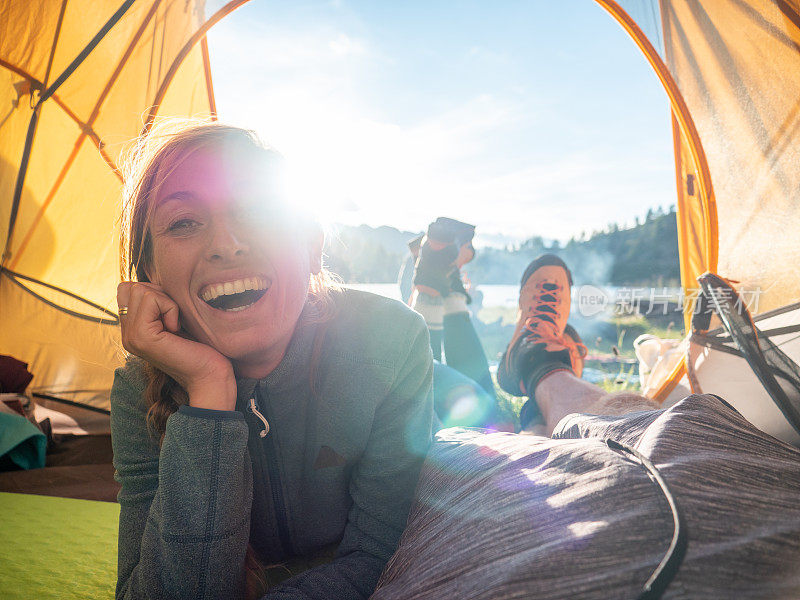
xmin=111 ymin=121 xmax=434 ymax=599
xmin=128 ymin=131 xmax=317 ymax=380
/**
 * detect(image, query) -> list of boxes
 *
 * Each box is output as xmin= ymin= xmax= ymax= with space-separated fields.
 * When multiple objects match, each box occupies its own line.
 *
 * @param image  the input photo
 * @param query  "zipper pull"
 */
xmin=248 ymin=397 xmax=270 ymax=438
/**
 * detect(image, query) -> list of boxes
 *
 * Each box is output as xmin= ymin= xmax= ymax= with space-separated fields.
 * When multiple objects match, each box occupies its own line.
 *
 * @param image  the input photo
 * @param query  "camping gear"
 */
xmin=687 ymin=273 xmax=800 ymax=446
xmin=0 ymin=355 xmax=33 ymax=394
xmin=0 ymin=0 xmax=250 ymax=431
xmin=0 ymin=405 xmax=46 ymax=470
xmin=595 ymin=1 xmax=800 ymax=445
xmin=0 ymin=492 xmax=119 ymax=599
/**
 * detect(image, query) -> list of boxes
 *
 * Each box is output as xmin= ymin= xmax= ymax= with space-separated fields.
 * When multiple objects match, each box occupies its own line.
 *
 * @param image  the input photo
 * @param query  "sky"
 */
xmin=205 ymin=0 xmax=673 ymax=246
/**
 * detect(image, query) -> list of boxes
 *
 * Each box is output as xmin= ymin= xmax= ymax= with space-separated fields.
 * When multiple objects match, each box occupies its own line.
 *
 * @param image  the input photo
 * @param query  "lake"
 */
xmin=345 ymin=283 xmax=520 ymax=308
xmin=345 ymin=283 xmax=683 ymax=315
xmin=347 ymin=282 xmax=645 ymax=385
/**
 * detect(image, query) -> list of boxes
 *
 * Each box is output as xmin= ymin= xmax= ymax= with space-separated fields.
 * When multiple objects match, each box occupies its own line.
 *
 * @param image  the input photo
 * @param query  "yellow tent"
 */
xmin=2 ymin=0 xmax=799 ymax=440
xmin=598 ymin=0 xmax=800 ymax=445
xmin=0 ymin=0 xmax=248 ymax=430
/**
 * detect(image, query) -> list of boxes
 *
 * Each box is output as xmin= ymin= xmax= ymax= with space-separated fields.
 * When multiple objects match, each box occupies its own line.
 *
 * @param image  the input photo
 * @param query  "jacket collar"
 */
xmin=235 ymin=300 xmax=321 ymax=405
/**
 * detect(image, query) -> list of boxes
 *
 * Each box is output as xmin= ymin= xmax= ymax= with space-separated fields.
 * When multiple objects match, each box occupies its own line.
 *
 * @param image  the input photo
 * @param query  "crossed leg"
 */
xmin=496 ymin=254 xmax=661 ymax=436
xmin=523 ymin=370 xmax=659 ymax=435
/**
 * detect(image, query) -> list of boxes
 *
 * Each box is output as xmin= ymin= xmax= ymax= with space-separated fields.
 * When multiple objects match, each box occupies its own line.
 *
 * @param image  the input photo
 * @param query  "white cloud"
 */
xmin=329 ymin=33 xmax=365 ymax=56
xmin=208 ymin=19 xmax=370 ymax=72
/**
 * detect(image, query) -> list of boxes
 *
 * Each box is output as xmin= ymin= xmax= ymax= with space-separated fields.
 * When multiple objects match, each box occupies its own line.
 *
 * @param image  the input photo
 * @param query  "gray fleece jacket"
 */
xmin=111 ymin=289 xmax=434 ymax=599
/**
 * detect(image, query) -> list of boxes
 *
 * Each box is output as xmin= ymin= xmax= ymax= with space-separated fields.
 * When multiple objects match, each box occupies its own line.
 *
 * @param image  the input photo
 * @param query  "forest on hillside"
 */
xmin=325 ymin=206 xmax=680 ymax=287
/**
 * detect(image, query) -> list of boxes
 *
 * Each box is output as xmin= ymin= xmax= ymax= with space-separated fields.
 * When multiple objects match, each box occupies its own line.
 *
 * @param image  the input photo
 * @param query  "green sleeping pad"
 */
xmin=0 ymin=492 xmax=119 ymax=599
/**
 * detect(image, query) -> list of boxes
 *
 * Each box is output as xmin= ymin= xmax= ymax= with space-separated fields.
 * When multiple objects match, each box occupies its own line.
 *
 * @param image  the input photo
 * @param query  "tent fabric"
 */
xmin=0 ymin=0 xmax=224 ymax=410
xmin=662 ymin=0 xmax=800 ymax=316
xmin=599 ymin=0 xmax=800 ymax=402
xmin=0 ymin=270 xmax=121 ymax=411
xmin=0 ymin=0 xmax=213 ymax=300
xmin=615 ymin=0 xmax=800 ymax=316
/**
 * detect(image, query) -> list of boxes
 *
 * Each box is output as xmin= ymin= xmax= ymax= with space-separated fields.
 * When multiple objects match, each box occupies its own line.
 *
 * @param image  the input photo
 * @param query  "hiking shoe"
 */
xmin=413 ymin=218 xmax=476 ymax=298
xmin=515 ymin=322 xmax=587 ymax=430
xmin=564 ymin=323 xmax=586 ymax=378
xmin=497 ymin=254 xmax=587 ymax=396
xmin=433 ymin=217 xmax=475 ymax=267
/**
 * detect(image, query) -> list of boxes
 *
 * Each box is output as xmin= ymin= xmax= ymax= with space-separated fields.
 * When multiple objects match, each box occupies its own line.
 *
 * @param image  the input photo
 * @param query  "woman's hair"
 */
xmin=120 ymin=119 xmax=340 ymax=438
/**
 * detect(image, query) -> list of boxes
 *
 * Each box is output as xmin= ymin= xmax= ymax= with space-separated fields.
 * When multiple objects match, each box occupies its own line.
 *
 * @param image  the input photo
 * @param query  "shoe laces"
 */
xmin=522 ymin=282 xmax=562 ymax=340
xmin=563 ymin=333 xmax=588 ymax=373
xmin=523 ymin=282 xmax=587 ymax=370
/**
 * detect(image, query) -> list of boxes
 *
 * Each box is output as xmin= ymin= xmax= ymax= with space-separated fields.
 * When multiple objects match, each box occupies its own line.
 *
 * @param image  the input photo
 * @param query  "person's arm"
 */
xmin=263 ymin=319 xmax=434 ymax=599
xmin=111 ymin=363 xmax=253 ymax=600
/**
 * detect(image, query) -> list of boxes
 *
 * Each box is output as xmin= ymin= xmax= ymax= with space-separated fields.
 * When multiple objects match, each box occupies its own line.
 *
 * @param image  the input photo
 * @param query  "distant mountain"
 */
xmin=330 ymin=223 xmax=422 ymax=256
xmin=325 ymin=208 xmax=680 ymax=287
xmin=473 ymin=232 xmax=525 ymax=248
xmin=325 ymin=224 xmax=420 ymax=283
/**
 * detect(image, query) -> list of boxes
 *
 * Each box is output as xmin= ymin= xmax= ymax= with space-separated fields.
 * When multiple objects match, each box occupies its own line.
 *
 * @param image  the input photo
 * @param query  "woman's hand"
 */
xmin=117 ymin=282 xmax=237 ymax=411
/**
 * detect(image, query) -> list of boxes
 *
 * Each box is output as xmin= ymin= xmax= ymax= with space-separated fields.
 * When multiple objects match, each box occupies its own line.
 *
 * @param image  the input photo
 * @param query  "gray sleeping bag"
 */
xmin=372 ymin=394 xmax=800 ymax=599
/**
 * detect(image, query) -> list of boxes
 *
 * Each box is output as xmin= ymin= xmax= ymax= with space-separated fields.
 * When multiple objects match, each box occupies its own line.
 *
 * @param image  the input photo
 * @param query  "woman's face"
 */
xmin=146 ymin=146 xmax=320 ymax=376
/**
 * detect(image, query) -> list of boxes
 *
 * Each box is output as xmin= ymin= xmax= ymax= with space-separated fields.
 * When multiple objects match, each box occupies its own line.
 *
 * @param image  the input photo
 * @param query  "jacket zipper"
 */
xmin=248 ymin=398 xmax=269 ymax=437
xmin=251 ymin=387 xmax=293 ymax=556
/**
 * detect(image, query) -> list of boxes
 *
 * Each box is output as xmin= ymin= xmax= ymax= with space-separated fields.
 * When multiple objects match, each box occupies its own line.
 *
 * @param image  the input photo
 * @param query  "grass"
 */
xmin=493 ymin=376 xmax=527 ymax=425
xmin=478 ymin=305 xmax=517 ymax=327
xmin=592 ymin=362 xmax=639 ymax=393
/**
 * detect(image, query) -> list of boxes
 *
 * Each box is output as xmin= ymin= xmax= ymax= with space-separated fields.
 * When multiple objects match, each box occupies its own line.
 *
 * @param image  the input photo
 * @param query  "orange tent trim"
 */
xmin=142 ymin=0 xmax=253 ymax=135
xmin=594 ymin=0 xmax=718 ymax=270
xmin=201 ymin=36 xmax=217 ymax=119
xmin=593 ymin=0 xmax=721 ymax=402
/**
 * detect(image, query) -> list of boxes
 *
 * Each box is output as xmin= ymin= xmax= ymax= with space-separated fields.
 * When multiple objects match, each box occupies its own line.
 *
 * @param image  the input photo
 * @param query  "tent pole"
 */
xmin=593 ymin=0 xmax=716 ymax=258
xmin=141 ymin=0 xmax=253 ymax=136
xmin=2 ymin=0 xmax=135 ymax=267
xmin=37 ymin=0 xmax=137 ymax=105
xmin=1 ymin=0 xmax=68 ymax=267
xmin=201 ymin=37 xmax=218 ymax=119
xmin=2 ymin=110 xmax=40 ymax=266
xmin=594 ymin=0 xmax=721 ymax=403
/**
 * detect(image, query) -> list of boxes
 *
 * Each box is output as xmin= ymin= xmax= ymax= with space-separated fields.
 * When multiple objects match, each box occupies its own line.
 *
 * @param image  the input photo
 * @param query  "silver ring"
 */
xmin=118 ymin=306 xmax=129 ymax=316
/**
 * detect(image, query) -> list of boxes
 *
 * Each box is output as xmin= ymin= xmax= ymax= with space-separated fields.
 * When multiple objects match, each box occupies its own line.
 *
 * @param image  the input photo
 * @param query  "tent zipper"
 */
xmin=252 ymin=387 xmax=293 ymax=556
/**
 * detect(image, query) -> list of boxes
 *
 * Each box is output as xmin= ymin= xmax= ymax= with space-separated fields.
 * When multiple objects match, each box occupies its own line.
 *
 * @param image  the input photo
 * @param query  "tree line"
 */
xmin=325 ymin=206 xmax=680 ymax=287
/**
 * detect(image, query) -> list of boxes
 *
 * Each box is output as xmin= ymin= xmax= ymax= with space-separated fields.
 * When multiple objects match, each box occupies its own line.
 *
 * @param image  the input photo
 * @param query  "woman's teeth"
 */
xmin=201 ymin=277 xmax=268 ymax=302
xmin=225 ymin=305 xmax=251 ymax=312
xmin=200 ymin=277 xmax=269 ymax=311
